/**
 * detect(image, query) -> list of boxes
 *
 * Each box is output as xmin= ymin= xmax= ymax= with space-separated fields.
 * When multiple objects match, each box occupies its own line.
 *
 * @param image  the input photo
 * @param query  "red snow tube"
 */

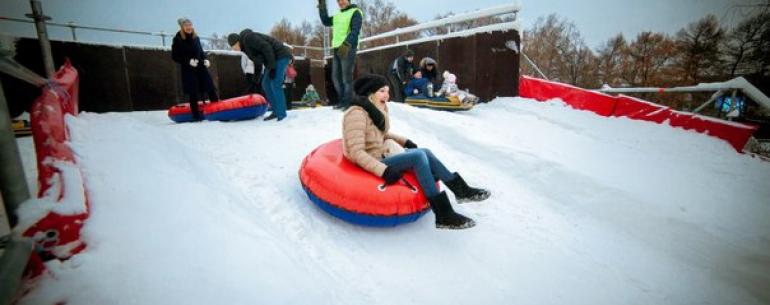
xmin=167 ymin=94 xmax=268 ymax=123
xmin=168 ymin=102 xmax=205 ymax=123
xmin=203 ymin=94 xmax=268 ymax=121
xmin=299 ymin=139 xmax=431 ymax=226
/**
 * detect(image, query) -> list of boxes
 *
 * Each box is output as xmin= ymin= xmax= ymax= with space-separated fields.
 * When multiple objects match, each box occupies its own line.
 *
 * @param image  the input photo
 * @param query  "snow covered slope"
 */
xmin=17 ymin=98 xmax=770 ymax=305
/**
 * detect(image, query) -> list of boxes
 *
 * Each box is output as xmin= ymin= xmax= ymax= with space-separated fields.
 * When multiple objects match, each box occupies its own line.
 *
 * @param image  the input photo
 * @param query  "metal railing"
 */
xmin=359 ymin=3 xmax=520 ymax=46
xmin=0 ymin=15 xmax=325 ymax=54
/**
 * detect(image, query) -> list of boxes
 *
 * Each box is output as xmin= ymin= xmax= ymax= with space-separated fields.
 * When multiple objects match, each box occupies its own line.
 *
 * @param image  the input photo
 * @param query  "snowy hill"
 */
xmin=16 ymin=98 xmax=770 ymax=305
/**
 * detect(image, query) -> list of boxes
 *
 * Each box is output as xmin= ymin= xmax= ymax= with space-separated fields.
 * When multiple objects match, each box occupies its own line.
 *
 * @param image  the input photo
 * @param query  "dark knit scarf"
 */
xmin=351 ymin=96 xmax=386 ymax=132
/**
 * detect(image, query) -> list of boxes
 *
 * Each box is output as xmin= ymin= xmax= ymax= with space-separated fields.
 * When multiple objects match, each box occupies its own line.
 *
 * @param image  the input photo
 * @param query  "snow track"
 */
xmin=17 ymin=98 xmax=770 ymax=305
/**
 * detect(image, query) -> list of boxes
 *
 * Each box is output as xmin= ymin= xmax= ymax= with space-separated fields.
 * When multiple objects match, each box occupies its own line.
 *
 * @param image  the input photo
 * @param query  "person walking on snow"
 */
xmin=318 ymin=0 xmax=363 ymax=110
xmin=171 ymin=17 xmax=220 ymax=121
xmin=342 ymin=74 xmax=491 ymax=229
xmin=388 ymin=49 xmax=415 ymax=103
xmin=228 ymin=29 xmax=292 ymax=121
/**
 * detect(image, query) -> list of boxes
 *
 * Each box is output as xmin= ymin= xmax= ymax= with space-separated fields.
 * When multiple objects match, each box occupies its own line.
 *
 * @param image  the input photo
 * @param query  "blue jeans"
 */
xmin=332 ymin=47 xmax=357 ymax=108
xmin=381 ymin=148 xmax=455 ymax=198
xmin=262 ymin=57 xmax=290 ymax=119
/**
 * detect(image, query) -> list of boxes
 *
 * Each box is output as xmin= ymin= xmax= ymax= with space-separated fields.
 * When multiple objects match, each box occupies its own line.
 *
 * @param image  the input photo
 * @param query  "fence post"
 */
xmin=160 ymin=31 xmax=167 ymax=47
xmin=0 ymin=79 xmax=31 ymax=227
xmin=67 ymin=21 xmax=77 ymax=41
xmin=25 ymin=0 xmax=55 ymax=77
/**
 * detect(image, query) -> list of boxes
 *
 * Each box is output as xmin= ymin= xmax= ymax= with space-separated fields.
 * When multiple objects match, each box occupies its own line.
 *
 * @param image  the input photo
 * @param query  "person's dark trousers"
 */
xmin=331 ymin=46 xmax=357 ymax=109
xmin=198 ymin=69 xmax=220 ymax=101
xmin=188 ymin=91 xmax=202 ymax=121
xmin=387 ymin=72 xmax=405 ymax=103
xmin=244 ymin=73 xmax=259 ymax=94
xmin=283 ymin=83 xmax=294 ymax=110
xmin=380 ymin=148 xmax=455 ymax=198
xmin=261 ymin=57 xmax=290 ymax=120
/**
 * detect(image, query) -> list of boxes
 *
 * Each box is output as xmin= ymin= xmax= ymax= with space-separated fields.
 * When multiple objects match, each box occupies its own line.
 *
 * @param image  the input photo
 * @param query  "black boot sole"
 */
xmin=456 ymin=192 xmax=491 ymax=204
xmin=436 ymin=220 xmax=476 ymax=230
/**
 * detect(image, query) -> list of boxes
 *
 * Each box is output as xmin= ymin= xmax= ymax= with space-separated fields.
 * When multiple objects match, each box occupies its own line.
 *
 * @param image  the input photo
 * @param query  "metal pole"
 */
xmin=26 ymin=0 xmax=55 ymax=77
xmin=160 ymin=31 xmax=166 ymax=47
xmin=0 ymin=79 xmax=31 ymax=227
xmin=693 ymin=89 xmax=724 ymax=114
xmin=0 ymin=237 xmax=34 ymax=305
xmin=521 ymin=51 xmax=549 ymax=80
xmin=67 ymin=22 xmax=77 ymax=41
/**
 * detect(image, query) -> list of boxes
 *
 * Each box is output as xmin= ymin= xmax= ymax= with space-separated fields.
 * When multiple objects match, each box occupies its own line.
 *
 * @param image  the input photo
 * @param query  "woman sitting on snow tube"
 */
xmin=342 ymin=74 xmax=491 ymax=229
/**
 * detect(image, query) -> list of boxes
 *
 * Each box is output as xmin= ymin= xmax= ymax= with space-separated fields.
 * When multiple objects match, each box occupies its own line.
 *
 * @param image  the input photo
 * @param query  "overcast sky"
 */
xmin=0 ymin=0 xmax=759 ymax=49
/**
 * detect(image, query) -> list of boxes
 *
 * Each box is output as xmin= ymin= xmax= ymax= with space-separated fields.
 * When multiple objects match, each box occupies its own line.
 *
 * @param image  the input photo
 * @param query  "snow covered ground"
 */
xmin=15 ymin=98 xmax=770 ymax=305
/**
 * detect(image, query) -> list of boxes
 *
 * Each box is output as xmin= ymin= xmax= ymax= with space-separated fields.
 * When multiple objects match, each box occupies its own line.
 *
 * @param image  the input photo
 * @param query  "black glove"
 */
xmin=381 ymin=166 xmax=403 ymax=185
xmin=404 ymin=140 xmax=418 ymax=149
xmin=338 ymin=41 xmax=351 ymax=58
xmin=268 ymin=68 xmax=276 ymax=80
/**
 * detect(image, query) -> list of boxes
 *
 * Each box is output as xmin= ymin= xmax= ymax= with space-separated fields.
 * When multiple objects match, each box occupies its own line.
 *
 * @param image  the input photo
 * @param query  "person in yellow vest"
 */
xmin=318 ymin=0 xmax=363 ymax=110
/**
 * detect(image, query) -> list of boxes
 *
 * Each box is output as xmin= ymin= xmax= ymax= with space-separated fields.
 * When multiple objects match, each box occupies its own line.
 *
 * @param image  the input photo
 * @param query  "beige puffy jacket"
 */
xmin=342 ymin=99 xmax=407 ymax=177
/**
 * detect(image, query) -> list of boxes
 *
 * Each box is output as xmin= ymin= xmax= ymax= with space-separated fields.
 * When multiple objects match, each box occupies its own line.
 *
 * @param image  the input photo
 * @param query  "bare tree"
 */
xmin=357 ymin=0 xmax=419 ymax=47
xmin=424 ymin=12 xmax=516 ymax=36
xmin=622 ymin=31 xmax=676 ymax=87
xmin=673 ymin=15 xmax=726 ymax=84
xmin=270 ymin=18 xmax=309 ymax=47
xmin=724 ymin=7 xmax=770 ymax=76
xmin=522 ymin=14 xmax=598 ymax=87
xmin=205 ymin=33 xmax=229 ymax=50
xmin=596 ymin=34 xmax=628 ymax=86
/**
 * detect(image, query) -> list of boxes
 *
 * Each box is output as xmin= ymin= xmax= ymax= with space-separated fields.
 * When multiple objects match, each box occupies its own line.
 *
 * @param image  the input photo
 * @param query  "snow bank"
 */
xmin=16 ymin=99 xmax=770 ymax=305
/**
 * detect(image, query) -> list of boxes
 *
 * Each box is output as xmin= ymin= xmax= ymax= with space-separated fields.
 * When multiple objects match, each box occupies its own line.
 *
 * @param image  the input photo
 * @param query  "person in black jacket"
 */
xmin=171 ymin=17 xmax=219 ymax=121
xmin=419 ymin=57 xmax=440 ymax=88
xmin=228 ymin=29 xmax=293 ymax=121
xmin=388 ymin=49 xmax=415 ymax=103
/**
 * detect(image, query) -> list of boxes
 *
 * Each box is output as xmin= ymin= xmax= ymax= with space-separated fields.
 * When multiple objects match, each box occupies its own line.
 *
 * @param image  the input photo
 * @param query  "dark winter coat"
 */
xmin=171 ymin=31 xmax=215 ymax=95
xmin=391 ymin=56 xmax=415 ymax=84
xmin=404 ymin=78 xmax=429 ymax=96
xmin=238 ymin=29 xmax=292 ymax=73
xmin=419 ymin=57 xmax=439 ymax=86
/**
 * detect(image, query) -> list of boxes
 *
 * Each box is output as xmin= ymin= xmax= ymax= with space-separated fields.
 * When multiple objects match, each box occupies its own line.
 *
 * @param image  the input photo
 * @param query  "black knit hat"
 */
xmin=354 ymin=74 xmax=388 ymax=96
xmin=227 ymin=33 xmax=240 ymax=46
xmin=404 ymin=49 xmax=415 ymax=57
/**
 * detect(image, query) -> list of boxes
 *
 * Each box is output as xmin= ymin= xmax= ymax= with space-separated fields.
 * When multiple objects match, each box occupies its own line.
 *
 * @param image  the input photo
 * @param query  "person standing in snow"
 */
xmin=388 ymin=49 xmax=416 ymax=103
xmin=318 ymin=0 xmax=364 ymax=110
xmin=228 ymin=29 xmax=292 ymax=121
xmin=171 ymin=17 xmax=220 ymax=121
xmin=342 ymin=74 xmax=490 ymax=229
xmin=240 ymin=52 xmax=262 ymax=95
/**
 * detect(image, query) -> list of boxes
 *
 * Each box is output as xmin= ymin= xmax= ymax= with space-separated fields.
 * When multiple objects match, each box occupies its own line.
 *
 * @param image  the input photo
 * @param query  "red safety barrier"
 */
xmin=519 ymin=76 xmax=758 ymax=151
xmin=23 ymin=59 xmax=89 ymax=265
xmin=518 ymin=76 xmax=617 ymax=116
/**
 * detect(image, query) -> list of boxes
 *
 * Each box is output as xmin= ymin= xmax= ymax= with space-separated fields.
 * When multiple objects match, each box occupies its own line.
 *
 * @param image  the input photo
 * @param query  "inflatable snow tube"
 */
xmin=405 ymin=96 xmax=473 ymax=111
xmin=299 ymin=139 xmax=432 ymax=227
xmin=168 ymin=102 xmax=205 ymax=123
xmin=204 ymin=94 xmax=268 ymax=121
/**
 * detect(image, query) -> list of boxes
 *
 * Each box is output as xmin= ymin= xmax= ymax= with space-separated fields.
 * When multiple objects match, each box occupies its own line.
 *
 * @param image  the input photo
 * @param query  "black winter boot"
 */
xmin=445 ymin=173 xmax=490 ymax=203
xmin=429 ymin=191 xmax=475 ymax=230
